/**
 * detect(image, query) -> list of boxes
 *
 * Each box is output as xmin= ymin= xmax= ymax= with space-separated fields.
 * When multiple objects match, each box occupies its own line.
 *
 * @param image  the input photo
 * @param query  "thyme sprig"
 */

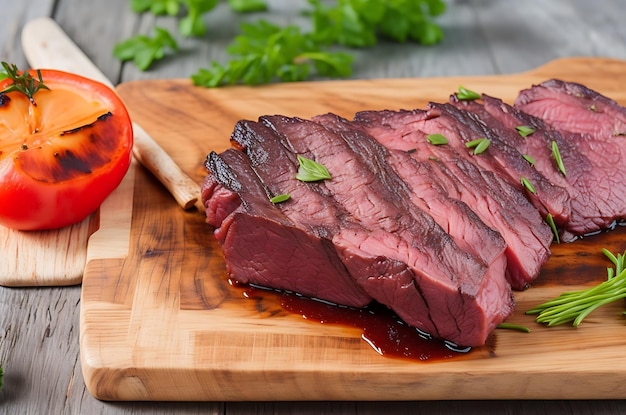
xmin=0 ymin=62 xmax=49 ymax=105
xmin=526 ymin=248 xmax=626 ymax=327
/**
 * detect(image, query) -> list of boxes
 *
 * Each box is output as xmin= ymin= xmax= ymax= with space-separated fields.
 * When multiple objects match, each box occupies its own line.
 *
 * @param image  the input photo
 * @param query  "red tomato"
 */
xmin=0 ymin=69 xmax=133 ymax=230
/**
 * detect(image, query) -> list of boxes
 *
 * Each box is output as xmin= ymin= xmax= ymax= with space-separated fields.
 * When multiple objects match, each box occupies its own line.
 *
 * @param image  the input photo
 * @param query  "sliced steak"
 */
xmin=457 ymin=93 xmax=626 ymax=239
xmin=261 ymin=114 xmax=514 ymax=346
xmin=314 ymin=112 xmax=508 ymax=274
xmin=353 ymin=108 xmax=553 ymax=289
xmin=426 ymin=102 xmax=571 ymax=225
xmin=514 ymin=79 xmax=626 ymax=139
xmin=203 ymin=145 xmax=372 ymax=308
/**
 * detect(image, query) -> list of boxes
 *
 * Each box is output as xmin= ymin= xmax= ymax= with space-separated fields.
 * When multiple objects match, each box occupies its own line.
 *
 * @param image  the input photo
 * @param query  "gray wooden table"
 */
xmin=2 ymin=0 xmax=626 ymax=413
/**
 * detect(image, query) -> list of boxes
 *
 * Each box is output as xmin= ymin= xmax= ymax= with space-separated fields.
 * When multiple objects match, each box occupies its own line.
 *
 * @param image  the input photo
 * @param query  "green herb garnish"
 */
xmin=520 ymin=176 xmax=536 ymax=194
xmin=456 ymin=86 xmax=481 ymax=101
xmin=0 ymin=62 xmax=49 ymax=105
xmin=526 ymin=248 xmax=626 ymax=327
xmin=545 ymin=213 xmax=560 ymax=244
xmin=227 ymin=0 xmax=267 ymax=13
xmin=117 ymin=1 xmax=447 ymax=84
xmin=551 ymin=141 xmax=566 ymax=176
xmin=516 ymin=125 xmax=535 ymax=137
xmin=192 ymin=21 xmax=353 ymax=87
xmin=465 ymin=137 xmax=490 ymax=155
xmin=295 ymin=155 xmax=331 ymax=182
xmin=496 ymin=322 xmax=531 ymax=333
xmin=309 ymin=0 xmax=446 ymax=47
xmin=130 ymin=0 xmax=221 ymax=37
xmin=426 ymin=133 xmax=448 ymax=145
xmin=523 ymin=154 xmax=536 ymax=166
xmin=270 ymin=193 xmax=291 ymax=204
xmin=113 ymin=27 xmax=178 ymax=71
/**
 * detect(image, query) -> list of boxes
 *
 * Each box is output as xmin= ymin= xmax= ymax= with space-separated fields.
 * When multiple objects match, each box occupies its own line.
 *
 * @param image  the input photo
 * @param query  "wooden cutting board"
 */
xmin=0 ymin=161 xmax=133 ymax=287
xmin=80 ymin=57 xmax=626 ymax=401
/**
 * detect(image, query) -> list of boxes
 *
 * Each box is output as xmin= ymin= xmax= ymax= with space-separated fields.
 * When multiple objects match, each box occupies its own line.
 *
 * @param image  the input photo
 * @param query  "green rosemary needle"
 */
xmin=545 ymin=213 xmax=560 ymax=244
xmin=551 ymin=141 xmax=566 ymax=176
xmin=497 ymin=322 xmax=531 ymax=333
xmin=523 ymin=154 xmax=536 ymax=166
xmin=457 ymin=85 xmax=481 ymax=101
xmin=520 ymin=176 xmax=536 ymax=194
xmin=426 ymin=133 xmax=448 ymax=145
xmin=516 ymin=125 xmax=536 ymax=137
xmin=465 ymin=137 xmax=490 ymax=155
xmin=270 ymin=193 xmax=291 ymax=204
xmin=526 ymin=248 xmax=626 ymax=327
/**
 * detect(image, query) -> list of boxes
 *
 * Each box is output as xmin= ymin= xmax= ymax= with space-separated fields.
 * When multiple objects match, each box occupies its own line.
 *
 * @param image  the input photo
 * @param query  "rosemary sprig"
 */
xmin=526 ymin=248 xmax=626 ymax=326
xmin=295 ymin=155 xmax=331 ymax=182
xmin=0 ymin=62 xmax=49 ymax=105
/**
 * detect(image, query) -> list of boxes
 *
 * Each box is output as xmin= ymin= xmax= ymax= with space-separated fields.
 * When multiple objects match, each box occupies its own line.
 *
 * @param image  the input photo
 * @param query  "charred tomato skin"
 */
xmin=0 ymin=69 xmax=133 ymax=230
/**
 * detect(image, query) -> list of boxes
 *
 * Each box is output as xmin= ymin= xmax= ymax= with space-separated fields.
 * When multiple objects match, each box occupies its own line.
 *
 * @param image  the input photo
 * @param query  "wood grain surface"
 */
xmin=76 ymin=57 xmax=626 ymax=401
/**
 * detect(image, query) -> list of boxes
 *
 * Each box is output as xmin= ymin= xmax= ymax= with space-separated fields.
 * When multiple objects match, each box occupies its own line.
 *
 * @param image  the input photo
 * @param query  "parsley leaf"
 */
xmin=309 ymin=0 xmax=446 ymax=47
xmin=113 ymin=27 xmax=178 ymax=71
xmin=116 ymin=0 xmax=446 ymax=83
xmin=227 ymin=0 xmax=267 ymax=13
xmin=191 ymin=20 xmax=352 ymax=87
xmin=131 ymin=0 xmax=180 ymax=15
xmin=179 ymin=0 xmax=220 ymax=37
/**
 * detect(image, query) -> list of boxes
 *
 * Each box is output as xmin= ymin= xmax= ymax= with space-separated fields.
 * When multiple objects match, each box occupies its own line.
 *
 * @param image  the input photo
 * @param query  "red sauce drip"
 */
xmin=239 ymin=283 xmax=471 ymax=362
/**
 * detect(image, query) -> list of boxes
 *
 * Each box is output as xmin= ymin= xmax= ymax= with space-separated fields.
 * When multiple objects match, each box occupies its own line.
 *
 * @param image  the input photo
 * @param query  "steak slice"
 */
xmin=261 ymin=114 xmax=514 ymax=346
xmin=202 ymin=146 xmax=372 ymax=308
xmin=353 ymin=108 xmax=553 ymax=290
xmin=314 ymin=112 xmax=508 ymax=274
xmin=454 ymin=93 xmax=626 ymax=240
xmin=514 ymin=79 xmax=626 ymax=139
xmin=425 ymin=102 xmax=571 ymax=225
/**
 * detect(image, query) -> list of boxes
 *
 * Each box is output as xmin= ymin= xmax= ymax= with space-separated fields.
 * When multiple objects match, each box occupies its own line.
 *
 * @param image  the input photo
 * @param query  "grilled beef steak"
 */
xmin=351 ymin=108 xmax=553 ymax=290
xmin=201 ymin=79 xmax=624 ymax=347
xmin=455 ymin=86 xmax=626 ymax=240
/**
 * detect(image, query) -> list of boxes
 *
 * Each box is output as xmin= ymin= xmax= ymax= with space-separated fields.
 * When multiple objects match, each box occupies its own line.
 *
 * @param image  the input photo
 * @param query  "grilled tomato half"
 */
xmin=0 ymin=65 xmax=133 ymax=230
